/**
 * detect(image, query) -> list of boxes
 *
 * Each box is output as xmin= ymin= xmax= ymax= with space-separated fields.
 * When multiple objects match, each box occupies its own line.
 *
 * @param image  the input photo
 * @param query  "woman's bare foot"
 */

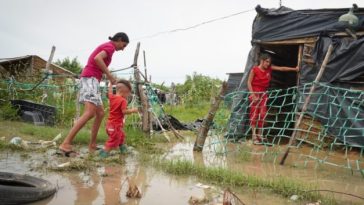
xmin=59 ymin=143 xmax=73 ymax=152
xmin=88 ymin=143 xmax=98 ymax=152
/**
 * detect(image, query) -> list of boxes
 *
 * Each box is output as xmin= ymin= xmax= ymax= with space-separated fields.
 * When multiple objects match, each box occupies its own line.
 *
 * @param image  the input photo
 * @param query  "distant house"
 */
xmin=0 ymin=55 xmax=76 ymax=83
xmin=226 ymin=72 xmax=244 ymax=94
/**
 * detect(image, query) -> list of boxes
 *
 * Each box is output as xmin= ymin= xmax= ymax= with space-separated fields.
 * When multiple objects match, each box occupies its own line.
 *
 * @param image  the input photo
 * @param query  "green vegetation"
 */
xmin=0 ymin=120 xmax=146 ymax=149
xmin=54 ymin=57 xmax=83 ymax=74
xmin=164 ymin=103 xmax=210 ymax=122
xmin=0 ymin=101 xmax=19 ymax=121
xmin=175 ymin=72 xmax=222 ymax=106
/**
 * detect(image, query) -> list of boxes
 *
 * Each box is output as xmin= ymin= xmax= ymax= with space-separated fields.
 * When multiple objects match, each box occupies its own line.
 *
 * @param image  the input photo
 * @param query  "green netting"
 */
xmin=211 ymin=83 xmax=364 ymax=173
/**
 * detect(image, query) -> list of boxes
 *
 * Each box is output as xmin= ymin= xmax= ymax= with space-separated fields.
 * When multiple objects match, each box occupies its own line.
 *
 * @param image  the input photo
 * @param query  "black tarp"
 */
xmin=229 ymin=5 xmax=364 ymax=146
xmin=252 ymin=5 xmax=364 ymax=42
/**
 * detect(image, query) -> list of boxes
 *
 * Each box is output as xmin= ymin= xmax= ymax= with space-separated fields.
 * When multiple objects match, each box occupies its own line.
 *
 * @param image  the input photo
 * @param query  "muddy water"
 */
xmin=1 ymin=134 xmax=363 ymax=205
xmin=164 ymin=136 xmax=364 ymax=204
xmin=0 ymin=150 xmax=292 ymax=205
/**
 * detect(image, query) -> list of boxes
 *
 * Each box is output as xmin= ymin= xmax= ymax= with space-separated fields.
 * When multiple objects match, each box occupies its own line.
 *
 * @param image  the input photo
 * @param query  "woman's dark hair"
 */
xmin=259 ymin=53 xmax=272 ymax=61
xmin=108 ymin=32 xmax=129 ymax=43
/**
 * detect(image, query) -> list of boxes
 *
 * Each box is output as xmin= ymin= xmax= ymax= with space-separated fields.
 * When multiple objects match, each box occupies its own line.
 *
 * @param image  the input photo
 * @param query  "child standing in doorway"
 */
xmin=247 ymin=53 xmax=298 ymax=144
xmin=99 ymin=79 xmax=138 ymax=157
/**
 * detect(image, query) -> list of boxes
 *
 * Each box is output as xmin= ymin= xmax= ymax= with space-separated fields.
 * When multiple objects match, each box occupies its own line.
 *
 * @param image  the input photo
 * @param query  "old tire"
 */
xmin=0 ymin=172 xmax=57 ymax=205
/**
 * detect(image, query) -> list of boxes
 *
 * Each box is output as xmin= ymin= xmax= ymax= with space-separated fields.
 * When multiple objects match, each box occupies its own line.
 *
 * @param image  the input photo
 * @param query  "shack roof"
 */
xmin=253 ymin=5 xmax=364 ymax=42
xmin=0 ymin=55 xmax=75 ymax=76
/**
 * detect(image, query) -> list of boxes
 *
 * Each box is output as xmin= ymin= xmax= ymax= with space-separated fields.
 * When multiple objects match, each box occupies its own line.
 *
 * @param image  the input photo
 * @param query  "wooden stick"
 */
xmin=133 ymin=43 xmax=150 ymax=137
xmin=143 ymin=50 xmax=148 ymax=82
xmin=279 ymin=44 xmax=334 ymax=165
xmin=296 ymin=45 xmax=303 ymax=86
xmin=193 ymin=81 xmax=227 ymax=151
xmin=44 ymin=46 xmax=56 ymax=97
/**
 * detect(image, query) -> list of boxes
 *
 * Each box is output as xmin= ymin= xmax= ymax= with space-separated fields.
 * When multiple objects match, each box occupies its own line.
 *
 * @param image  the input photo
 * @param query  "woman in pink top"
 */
xmin=59 ymin=32 xmax=129 ymax=156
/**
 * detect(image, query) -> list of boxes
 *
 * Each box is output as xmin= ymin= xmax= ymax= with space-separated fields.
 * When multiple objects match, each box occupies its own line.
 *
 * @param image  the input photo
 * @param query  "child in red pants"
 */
xmin=247 ymin=53 xmax=298 ymax=144
xmin=99 ymin=79 xmax=138 ymax=157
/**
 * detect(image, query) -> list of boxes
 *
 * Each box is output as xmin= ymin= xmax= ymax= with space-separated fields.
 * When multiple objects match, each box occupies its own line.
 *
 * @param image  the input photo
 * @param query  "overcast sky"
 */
xmin=0 ymin=0 xmax=357 ymax=84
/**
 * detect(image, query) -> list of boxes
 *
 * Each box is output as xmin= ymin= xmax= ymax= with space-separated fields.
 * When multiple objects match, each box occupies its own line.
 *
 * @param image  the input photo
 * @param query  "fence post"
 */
xmin=133 ymin=43 xmax=150 ymax=137
xmin=193 ymin=81 xmax=227 ymax=151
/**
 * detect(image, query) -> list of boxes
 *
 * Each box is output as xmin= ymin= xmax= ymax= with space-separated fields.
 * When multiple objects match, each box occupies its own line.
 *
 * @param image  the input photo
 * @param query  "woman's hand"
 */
xmin=251 ymin=94 xmax=259 ymax=101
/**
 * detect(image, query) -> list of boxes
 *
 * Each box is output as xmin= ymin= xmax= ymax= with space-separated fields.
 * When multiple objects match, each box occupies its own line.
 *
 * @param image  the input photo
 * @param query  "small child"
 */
xmin=99 ymin=79 xmax=138 ymax=157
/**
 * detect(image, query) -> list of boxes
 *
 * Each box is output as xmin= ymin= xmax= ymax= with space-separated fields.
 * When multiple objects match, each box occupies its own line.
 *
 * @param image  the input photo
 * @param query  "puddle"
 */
xmin=164 ymin=136 xmax=364 ymax=204
xmin=1 ymin=150 xmax=296 ymax=205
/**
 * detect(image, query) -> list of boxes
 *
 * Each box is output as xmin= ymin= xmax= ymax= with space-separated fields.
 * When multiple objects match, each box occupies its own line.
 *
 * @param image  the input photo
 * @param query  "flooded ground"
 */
xmin=0 ymin=135 xmax=363 ymax=204
xmin=164 ymin=136 xmax=364 ymax=204
xmin=1 ymin=151 xmax=293 ymax=205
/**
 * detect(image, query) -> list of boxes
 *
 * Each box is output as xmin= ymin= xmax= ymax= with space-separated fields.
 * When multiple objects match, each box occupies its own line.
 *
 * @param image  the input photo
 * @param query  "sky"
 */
xmin=0 ymin=0 xmax=359 ymax=85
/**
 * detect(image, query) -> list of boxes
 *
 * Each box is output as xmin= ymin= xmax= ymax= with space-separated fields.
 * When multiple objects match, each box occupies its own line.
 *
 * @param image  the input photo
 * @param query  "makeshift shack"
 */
xmin=227 ymin=5 xmax=364 ymax=147
xmin=0 ymin=55 xmax=76 ymax=84
xmin=226 ymin=72 xmax=244 ymax=94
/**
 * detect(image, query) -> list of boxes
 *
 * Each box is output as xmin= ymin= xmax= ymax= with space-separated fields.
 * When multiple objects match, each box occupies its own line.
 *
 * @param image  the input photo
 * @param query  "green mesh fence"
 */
xmin=210 ymin=82 xmax=364 ymax=173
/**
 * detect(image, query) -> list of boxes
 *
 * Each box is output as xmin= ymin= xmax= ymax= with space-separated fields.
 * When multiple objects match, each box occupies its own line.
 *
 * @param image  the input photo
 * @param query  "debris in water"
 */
xmin=39 ymin=140 xmax=56 ymax=147
xmin=223 ymin=188 xmax=245 ymax=205
xmin=97 ymin=167 xmax=108 ymax=177
xmin=57 ymin=162 xmax=71 ymax=168
xmin=306 ymin=200 xmax=321 ymax=205
xmin=290 ymin=195 xmax=299 ymax=201
xmin=188 ymin=195 xmax=209 ymax=204
xmin=10 ymin=136 xmax=22 ymax=145
xmin=52 ymin=133 xmax=62 ymax=142
xmin=195 ymin=183 xmax=211 ymax=189
xmin=126 ymin=178 xmax=142 ymax=198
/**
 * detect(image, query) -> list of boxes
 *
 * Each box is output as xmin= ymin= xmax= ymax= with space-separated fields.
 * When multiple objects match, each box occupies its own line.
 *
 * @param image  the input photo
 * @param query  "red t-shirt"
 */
xmin=107 ymin=92 xmax=127 ymax=126
xmin=80 ymin=41 xmax=116 ymax=82
xmin=251 ymin=66 xmax=272 ymax=92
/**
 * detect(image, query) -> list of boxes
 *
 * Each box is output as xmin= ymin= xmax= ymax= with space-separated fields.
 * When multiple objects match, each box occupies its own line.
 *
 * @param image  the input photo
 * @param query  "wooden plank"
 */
xmin=280 ymin=44 xmax=334 ymax=165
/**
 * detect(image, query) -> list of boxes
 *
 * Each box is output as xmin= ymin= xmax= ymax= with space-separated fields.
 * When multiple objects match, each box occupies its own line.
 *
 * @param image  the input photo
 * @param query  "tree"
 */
xmin=175 ymin=72 xmax=222 ymax=105
xmin=55 ymin=57 xmax=83 ymax=74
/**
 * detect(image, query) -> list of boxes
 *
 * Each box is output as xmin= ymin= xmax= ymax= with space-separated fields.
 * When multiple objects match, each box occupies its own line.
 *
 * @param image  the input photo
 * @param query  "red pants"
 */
xmin=249 ymin=93 xmax=268 ymax=128
xmin=105 ymin=123 xmax=125 ymax=149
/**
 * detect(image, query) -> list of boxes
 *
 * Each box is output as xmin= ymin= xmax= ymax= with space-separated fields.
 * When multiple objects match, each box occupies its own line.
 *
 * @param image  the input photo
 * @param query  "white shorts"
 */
xmin=78 ymin=77 xmax=103 ymax=106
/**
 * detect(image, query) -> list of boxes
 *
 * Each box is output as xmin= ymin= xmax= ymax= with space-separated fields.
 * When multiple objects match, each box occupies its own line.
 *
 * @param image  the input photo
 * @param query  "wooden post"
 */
xmin=44 ymin=46 xmax=56 ymax=84
xmin=44 ymin=46 xmax=56 ymax=98
xmin=133 ymin=43 xmax=150 ymax=137
xmin=142 ymin=50 xmax=152 ymax=136
xmin=193 ymin=81 xmax=228 ymax=151
xmin=143 ymin=50 xmax=148 ymax=82
xmin=280 ymin=44 xmax=334 ymax=165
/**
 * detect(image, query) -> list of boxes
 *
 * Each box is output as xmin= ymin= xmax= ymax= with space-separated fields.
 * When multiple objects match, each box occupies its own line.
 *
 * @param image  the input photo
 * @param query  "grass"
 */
xmin=0 ymin=120 xmax=146 ymax=147
xmin=235 ymin=145 xmax=253 ymax=162
xmin=164 ymin=102 xmax=210 ymax=122
xmin=151 ymin=159 xmax=338 ymax=204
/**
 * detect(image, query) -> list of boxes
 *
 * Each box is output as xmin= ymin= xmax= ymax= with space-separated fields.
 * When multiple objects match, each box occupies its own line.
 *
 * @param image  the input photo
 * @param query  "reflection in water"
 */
xmin=167 ymin=137 xmax=364 ymax=204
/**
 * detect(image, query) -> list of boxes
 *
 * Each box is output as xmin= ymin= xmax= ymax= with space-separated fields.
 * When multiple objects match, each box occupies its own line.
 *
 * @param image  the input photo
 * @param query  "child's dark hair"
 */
xmin=259 ymin=53 xmax=272 ymax=61
xmin=108 ymin=32 xmax=129 ymax=43
xmin=117 ymin=79 xmax=132 ymax=91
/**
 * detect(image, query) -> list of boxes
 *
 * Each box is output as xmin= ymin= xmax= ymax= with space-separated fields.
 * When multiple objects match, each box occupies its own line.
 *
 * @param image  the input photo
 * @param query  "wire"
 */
xmin=133 ymin=8 xmax=254 ymax=41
